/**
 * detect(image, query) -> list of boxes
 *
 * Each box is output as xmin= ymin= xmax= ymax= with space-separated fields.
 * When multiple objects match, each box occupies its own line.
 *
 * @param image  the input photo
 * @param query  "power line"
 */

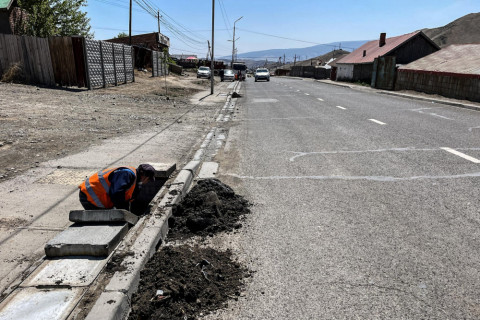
xmin=93 ymin=0 xmax=207 ymax=48
xmin=236 ymin=27 xmax=355 ymax=50
xmin=217 ymin=0 xmax=232 ymax=38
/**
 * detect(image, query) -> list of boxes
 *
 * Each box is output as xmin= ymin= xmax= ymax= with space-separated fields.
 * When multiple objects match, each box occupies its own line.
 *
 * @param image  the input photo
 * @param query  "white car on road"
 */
xmin=255 ymin=68 xmax=270 ymax=82
xmin=197 ymin=66 xmax=211 ymax=79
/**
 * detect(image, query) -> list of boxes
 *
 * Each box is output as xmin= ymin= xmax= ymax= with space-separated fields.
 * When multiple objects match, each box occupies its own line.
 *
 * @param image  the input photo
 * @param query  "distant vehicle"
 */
xmin=232 ymin=62 xmax=247 ymax=80
xmin=223 ymin=69 xmax=235 ymax=82
xmin=197 ymin=66 xmax=211 ymax=79
xmin=255 ymin=68 xmax=270 ymax=82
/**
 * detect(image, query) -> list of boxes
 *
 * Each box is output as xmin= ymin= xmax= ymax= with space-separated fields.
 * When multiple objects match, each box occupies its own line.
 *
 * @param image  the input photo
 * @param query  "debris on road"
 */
xmin=168 ymin=179 xmax=251 ymax=240
xmin=128 ymin=245 xmax=248 ymax=320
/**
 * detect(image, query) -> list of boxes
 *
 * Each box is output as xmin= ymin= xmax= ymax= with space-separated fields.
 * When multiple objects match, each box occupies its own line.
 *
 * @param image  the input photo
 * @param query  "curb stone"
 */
xmin=83 ymin=84 xmax=239 ymax=319
xmin=84 ymin=292 xmax=129 ymax=320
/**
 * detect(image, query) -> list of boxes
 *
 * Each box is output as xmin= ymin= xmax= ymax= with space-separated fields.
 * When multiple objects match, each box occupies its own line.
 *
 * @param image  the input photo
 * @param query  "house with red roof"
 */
xmin=335 ymin=31 xmax=439 ymax=83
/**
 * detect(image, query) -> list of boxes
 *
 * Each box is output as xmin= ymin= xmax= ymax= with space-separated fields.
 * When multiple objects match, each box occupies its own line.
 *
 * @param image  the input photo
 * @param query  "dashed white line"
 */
xmin=369 ymin=119 xmax=386 ymax=125
xmin=317 ymin=98 xmax=324 ymax=101
xmin=336 ymin=106 xmax=346 ymax=110
xmin=441 ymin=147 xmax=480 ymax=163
xmin=305 ymin=93 xmax=310 ymax=96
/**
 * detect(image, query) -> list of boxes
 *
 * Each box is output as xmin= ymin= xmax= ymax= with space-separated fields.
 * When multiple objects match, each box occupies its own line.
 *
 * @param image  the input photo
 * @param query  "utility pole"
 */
xmin=210 ymin=0 xmax=214 ymax=95
xmin=206 ymin=40 xmax=211 ymax=65
xmin=231 ymin=16 xmax=243 ymax=68
xmin=283 ymin=54 xmax=285 ymax=65
xmin=129 ymin=0 xmax=132 ymax=45
xmin=157 ymin=11 xmax=161 ymax=34
xmin=294 ymin=54 xmax=296 ymax=66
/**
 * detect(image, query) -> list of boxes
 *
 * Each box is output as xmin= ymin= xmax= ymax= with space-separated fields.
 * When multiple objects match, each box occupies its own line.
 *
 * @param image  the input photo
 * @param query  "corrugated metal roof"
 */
xmin=0 ymin=0 xmax=13 ymax=10
xmin=399 ymin=44 xmax=480 ymax=75
xmin=336 ymin=31 xmax=421 ymax=64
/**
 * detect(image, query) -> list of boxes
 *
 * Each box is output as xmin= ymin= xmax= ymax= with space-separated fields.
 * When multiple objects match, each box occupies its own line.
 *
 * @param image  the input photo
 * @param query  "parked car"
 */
xmin=223 ymin=69 xmax=235 ymax=81
xmin=255 ymin=68 xmax=270 ymax=82
xmin=197 ymin=66 xmax=211 ymax=79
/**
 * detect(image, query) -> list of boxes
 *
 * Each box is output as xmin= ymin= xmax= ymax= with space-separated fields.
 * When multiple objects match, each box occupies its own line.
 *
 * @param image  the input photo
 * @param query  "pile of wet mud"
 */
xmin=128 ymin=245 xmax=248 ymax=320
xmin=168 ymin=179 xmax=250 ymax=240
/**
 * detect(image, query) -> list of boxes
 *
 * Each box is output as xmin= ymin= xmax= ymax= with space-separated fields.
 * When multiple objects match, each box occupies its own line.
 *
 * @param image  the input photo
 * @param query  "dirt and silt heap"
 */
xmin=128 ymin=179 xmax=251 ymax=320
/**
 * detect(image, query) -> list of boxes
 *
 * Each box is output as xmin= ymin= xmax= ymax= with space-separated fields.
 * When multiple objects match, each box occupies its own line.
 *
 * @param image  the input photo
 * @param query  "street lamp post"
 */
xmin=231 ymin=16 xmax=243 ymax=68
xmin=211 ymin=0 xmax=215 ymax=94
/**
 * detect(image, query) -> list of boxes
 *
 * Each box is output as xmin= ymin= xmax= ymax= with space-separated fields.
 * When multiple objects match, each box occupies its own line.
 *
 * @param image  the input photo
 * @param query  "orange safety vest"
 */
xmin=79 ymin=166 xmax=137 ymax=209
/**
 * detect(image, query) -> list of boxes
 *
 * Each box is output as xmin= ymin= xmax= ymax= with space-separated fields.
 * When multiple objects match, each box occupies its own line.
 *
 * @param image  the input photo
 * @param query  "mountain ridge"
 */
xmin=225 ymin=12 xmax=480 ymax=62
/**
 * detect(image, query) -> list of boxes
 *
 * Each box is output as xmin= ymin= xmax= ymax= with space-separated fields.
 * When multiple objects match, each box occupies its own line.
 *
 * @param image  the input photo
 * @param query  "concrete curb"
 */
xmin=83 ymin=83 xmax=240 ymax=320
xmin=85 ymin=292 xmax=129 ymax=320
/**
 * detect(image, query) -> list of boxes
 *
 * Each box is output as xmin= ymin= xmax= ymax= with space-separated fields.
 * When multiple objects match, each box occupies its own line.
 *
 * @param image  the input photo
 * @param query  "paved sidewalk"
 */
xmin=0 ymin=81 xmax=231 ymax=299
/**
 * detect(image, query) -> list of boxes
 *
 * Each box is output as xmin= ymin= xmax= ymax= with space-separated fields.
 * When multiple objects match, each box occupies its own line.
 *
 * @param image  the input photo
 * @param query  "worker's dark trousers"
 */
xmin=79 ymin=191 xmax=103 ymax=210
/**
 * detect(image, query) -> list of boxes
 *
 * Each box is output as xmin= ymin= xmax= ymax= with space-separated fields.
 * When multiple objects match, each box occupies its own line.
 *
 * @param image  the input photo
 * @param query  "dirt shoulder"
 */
xmin=0 ymin=71 xmax=216 ymax=180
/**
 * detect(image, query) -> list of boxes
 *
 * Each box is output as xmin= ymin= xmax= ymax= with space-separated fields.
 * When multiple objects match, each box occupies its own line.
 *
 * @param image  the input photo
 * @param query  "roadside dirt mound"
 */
xmin=168 ymin=179 xmax=250 ymax=240
xmin=128 ymin=245 xmax=248 ymax=320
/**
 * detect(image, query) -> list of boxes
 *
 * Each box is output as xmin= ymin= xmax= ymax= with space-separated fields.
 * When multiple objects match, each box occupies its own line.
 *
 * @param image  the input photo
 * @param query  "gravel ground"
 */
xmin=0 ymin=71 xmax=215 ymax=180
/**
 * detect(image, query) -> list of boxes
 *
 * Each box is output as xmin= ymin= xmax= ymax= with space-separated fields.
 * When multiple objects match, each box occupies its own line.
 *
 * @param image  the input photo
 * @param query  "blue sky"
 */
xmin=86 ymin=0 xmax=479 ymax=57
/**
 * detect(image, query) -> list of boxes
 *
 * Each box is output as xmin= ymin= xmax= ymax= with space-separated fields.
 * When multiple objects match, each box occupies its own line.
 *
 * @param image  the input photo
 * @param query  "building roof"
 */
xmin=399 ymin=44 xmax=480 ymax=75
xmin=336 ymin=31 xmax=430 ymax=65
xmin=0 ymin=0 xmax=14 ymax=10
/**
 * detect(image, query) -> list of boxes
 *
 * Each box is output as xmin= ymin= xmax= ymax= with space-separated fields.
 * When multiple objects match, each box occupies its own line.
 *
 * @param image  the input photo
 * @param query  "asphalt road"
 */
xmin=214 ymin=77 xmax=480 ymax=319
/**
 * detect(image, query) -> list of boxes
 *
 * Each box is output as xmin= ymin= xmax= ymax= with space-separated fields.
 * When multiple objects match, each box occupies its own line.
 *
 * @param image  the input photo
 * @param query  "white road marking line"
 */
xmin=317 ymin=98 xmax=324 ymax=101
xmin=296 ymin=90 xmax=300 ymax=92
xmin=336 ymin=106 xmax=346 ymax=110
xmin=441 ymin=147 xmax=480 ymax=163
xmin=369 ymin=119 xmax=386 ymax=125
xmin=305 ymin=93 xmax=310 ymax=96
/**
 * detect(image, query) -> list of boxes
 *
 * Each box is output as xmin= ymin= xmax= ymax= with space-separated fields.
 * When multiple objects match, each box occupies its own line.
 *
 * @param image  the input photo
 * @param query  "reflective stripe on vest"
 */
xmin=84 ymin=177 xmax=105 ymax=208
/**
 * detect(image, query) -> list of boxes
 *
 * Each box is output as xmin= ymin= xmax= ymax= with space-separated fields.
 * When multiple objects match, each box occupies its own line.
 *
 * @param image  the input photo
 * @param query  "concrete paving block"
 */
xmin=21 ymin=256 xmax=109 ymax=287
xmin=85 ymin=292 xmax=129 ymax=320
xmin=198 ymin=162 xmax=219 ymax=179
xmin=0 ymin=287 xmax=84 ymax=320
xmin=148 ymin=162 xmax=176 ymax=178
xmin=44 ymin=224 xmax=128 ymax=257
xmin=69 ymin=209 xmax=139 ymax=226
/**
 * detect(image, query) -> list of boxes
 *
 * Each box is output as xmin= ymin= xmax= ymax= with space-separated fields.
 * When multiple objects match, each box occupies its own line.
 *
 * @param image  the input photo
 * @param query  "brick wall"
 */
xmin=395 ymin=69 xmax=480 ymax=103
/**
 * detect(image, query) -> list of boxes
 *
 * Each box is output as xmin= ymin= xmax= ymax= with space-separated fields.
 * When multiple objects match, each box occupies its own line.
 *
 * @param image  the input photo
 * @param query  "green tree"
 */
xmin=17 ymin=0 xmax=93 ymax=38
xmin=114 ymin=32 xmax=128 ymax=38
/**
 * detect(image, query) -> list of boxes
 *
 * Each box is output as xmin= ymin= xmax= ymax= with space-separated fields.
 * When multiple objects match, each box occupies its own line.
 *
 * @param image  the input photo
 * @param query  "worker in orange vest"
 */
xmin=78 ymin=164 xmax=155 ymax=211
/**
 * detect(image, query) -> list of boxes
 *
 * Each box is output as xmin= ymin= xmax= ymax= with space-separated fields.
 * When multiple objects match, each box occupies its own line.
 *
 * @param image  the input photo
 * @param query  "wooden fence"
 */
xmin=0 ymin=34 xmax=55 ymax=85
xmin=0 ymin=34 xmax=135 ymax=89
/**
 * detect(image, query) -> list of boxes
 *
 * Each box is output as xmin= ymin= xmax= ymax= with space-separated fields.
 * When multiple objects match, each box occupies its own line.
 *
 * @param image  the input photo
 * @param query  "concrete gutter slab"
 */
xmin=69 ymin=209 xmax=139 ymax=226
xmin=149 ymin=162 xmax=176 ymax=178
xmin=198 ymin=162 xmax=219 ymax=179
xmin=0 ymin=287 xmax=84 ymax=320
xmin=21 ymin=256 xmax=109 ymax=287
xmin=44 ymin=223 xmax=128 ymax=257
